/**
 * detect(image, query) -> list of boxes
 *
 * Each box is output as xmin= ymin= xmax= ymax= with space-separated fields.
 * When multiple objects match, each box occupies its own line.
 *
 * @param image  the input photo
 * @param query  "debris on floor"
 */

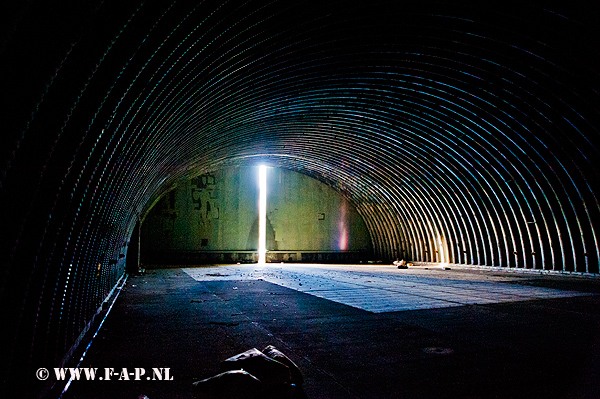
xmin=262 ymin=345 xmax=304 ymax=386
xmin=192 ymin=370 xmax=261 ymax=399
xmin=193 ymin=345 xmax=304 ymax=398
xmin=220 ymin=347 xmax=291 ymax=385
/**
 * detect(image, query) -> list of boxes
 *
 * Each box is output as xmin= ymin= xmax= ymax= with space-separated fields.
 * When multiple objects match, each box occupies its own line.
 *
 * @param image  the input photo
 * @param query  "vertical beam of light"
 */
xmin=258 ymin=165 xmax=267 ymax=264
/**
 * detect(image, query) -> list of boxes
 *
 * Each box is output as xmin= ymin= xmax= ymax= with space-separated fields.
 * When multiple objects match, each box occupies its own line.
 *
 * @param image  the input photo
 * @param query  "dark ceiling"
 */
xmin=0 ymin=0 xmax=599 ymax=387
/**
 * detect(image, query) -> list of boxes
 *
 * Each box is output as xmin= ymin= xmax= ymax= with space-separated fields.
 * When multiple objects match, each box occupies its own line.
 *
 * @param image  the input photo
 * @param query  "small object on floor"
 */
xmin=393 ymin=259 xmax=408 ymax=269
xmin=192 ymin=370 xmax=262 ymax=399
xmin=220 ymin=348 xmax=291 ymax=385
xmin=262 ymin=345 xmax=304 ymax=385
xmin=423 ymin=347 xmax=454 ymax=355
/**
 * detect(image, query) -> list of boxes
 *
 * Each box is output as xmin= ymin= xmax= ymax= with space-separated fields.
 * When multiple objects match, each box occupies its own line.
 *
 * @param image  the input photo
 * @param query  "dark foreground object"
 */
xmin=60 ymin=268 xmax=600 ymax=399
xmin=192 ymin=346 xmax=303 ymax=398
xmin=192 ymin=370 xmax=263 ymax=399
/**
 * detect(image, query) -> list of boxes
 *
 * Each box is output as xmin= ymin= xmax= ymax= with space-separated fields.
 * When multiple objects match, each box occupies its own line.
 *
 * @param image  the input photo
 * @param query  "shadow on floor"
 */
xmin=57 ymin=268 xmax=600 ymax=399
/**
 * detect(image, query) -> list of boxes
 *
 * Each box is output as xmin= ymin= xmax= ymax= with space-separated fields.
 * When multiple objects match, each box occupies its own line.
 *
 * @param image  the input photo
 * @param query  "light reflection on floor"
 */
xmin=182 ymin=264 xmax=593 ymax=313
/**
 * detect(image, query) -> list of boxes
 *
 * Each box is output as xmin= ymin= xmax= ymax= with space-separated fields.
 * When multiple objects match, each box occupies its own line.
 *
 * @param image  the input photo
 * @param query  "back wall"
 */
xmin=140 ymin=167 xmax=372 ymax=264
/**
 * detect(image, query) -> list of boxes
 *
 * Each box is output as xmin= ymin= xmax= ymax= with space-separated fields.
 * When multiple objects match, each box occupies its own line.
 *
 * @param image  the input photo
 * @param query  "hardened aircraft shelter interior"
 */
xmin=1 ymin=1 xmax=600 ymax=398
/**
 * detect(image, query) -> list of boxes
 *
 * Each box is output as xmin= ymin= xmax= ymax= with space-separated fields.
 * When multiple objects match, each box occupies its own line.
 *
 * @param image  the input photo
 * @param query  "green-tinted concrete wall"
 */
xmin=266 ymin=167 xmax=370 ymax=252
xmin=141 ymin=167 xmax=372 ymax=264
xmin=141 ymin=168 xmax=259 ymax=253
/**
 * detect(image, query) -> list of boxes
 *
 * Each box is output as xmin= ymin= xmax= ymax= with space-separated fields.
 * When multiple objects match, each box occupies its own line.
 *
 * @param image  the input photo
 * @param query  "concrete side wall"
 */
xmin=141 ymin=167 xmax=372 ymax=263
xmin=142 ymin=168 xmax=259 ymax=252
xmin=266 ymin=167 xmax=370 ymax=252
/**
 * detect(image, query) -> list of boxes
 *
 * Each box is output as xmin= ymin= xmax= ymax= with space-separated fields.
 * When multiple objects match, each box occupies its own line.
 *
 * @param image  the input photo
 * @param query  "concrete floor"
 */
xmin=60 ymin=264 xmax=600 ymax=399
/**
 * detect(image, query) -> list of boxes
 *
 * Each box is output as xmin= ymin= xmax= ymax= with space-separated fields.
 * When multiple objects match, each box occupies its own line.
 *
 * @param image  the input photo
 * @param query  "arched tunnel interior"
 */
xmin=1 ymin=0 xmax=600 ymax=398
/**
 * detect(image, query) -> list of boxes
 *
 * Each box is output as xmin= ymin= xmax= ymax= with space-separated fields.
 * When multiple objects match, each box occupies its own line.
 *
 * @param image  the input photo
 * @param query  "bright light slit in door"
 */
xmin=258 ymin=165 xmax=267 ymax=264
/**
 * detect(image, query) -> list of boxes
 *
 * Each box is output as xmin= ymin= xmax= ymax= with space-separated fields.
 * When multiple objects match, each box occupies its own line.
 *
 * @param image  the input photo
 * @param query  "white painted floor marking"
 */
xmin=182 ymin=264 xmax=593 ymax=313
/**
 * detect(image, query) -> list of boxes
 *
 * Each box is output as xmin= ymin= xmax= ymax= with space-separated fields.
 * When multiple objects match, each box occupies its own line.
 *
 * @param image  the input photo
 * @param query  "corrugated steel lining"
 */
xmin=0 ymin=0 xmax=599 ymax=384
xmin=85 ymin=0 xmax=598 ymax=273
